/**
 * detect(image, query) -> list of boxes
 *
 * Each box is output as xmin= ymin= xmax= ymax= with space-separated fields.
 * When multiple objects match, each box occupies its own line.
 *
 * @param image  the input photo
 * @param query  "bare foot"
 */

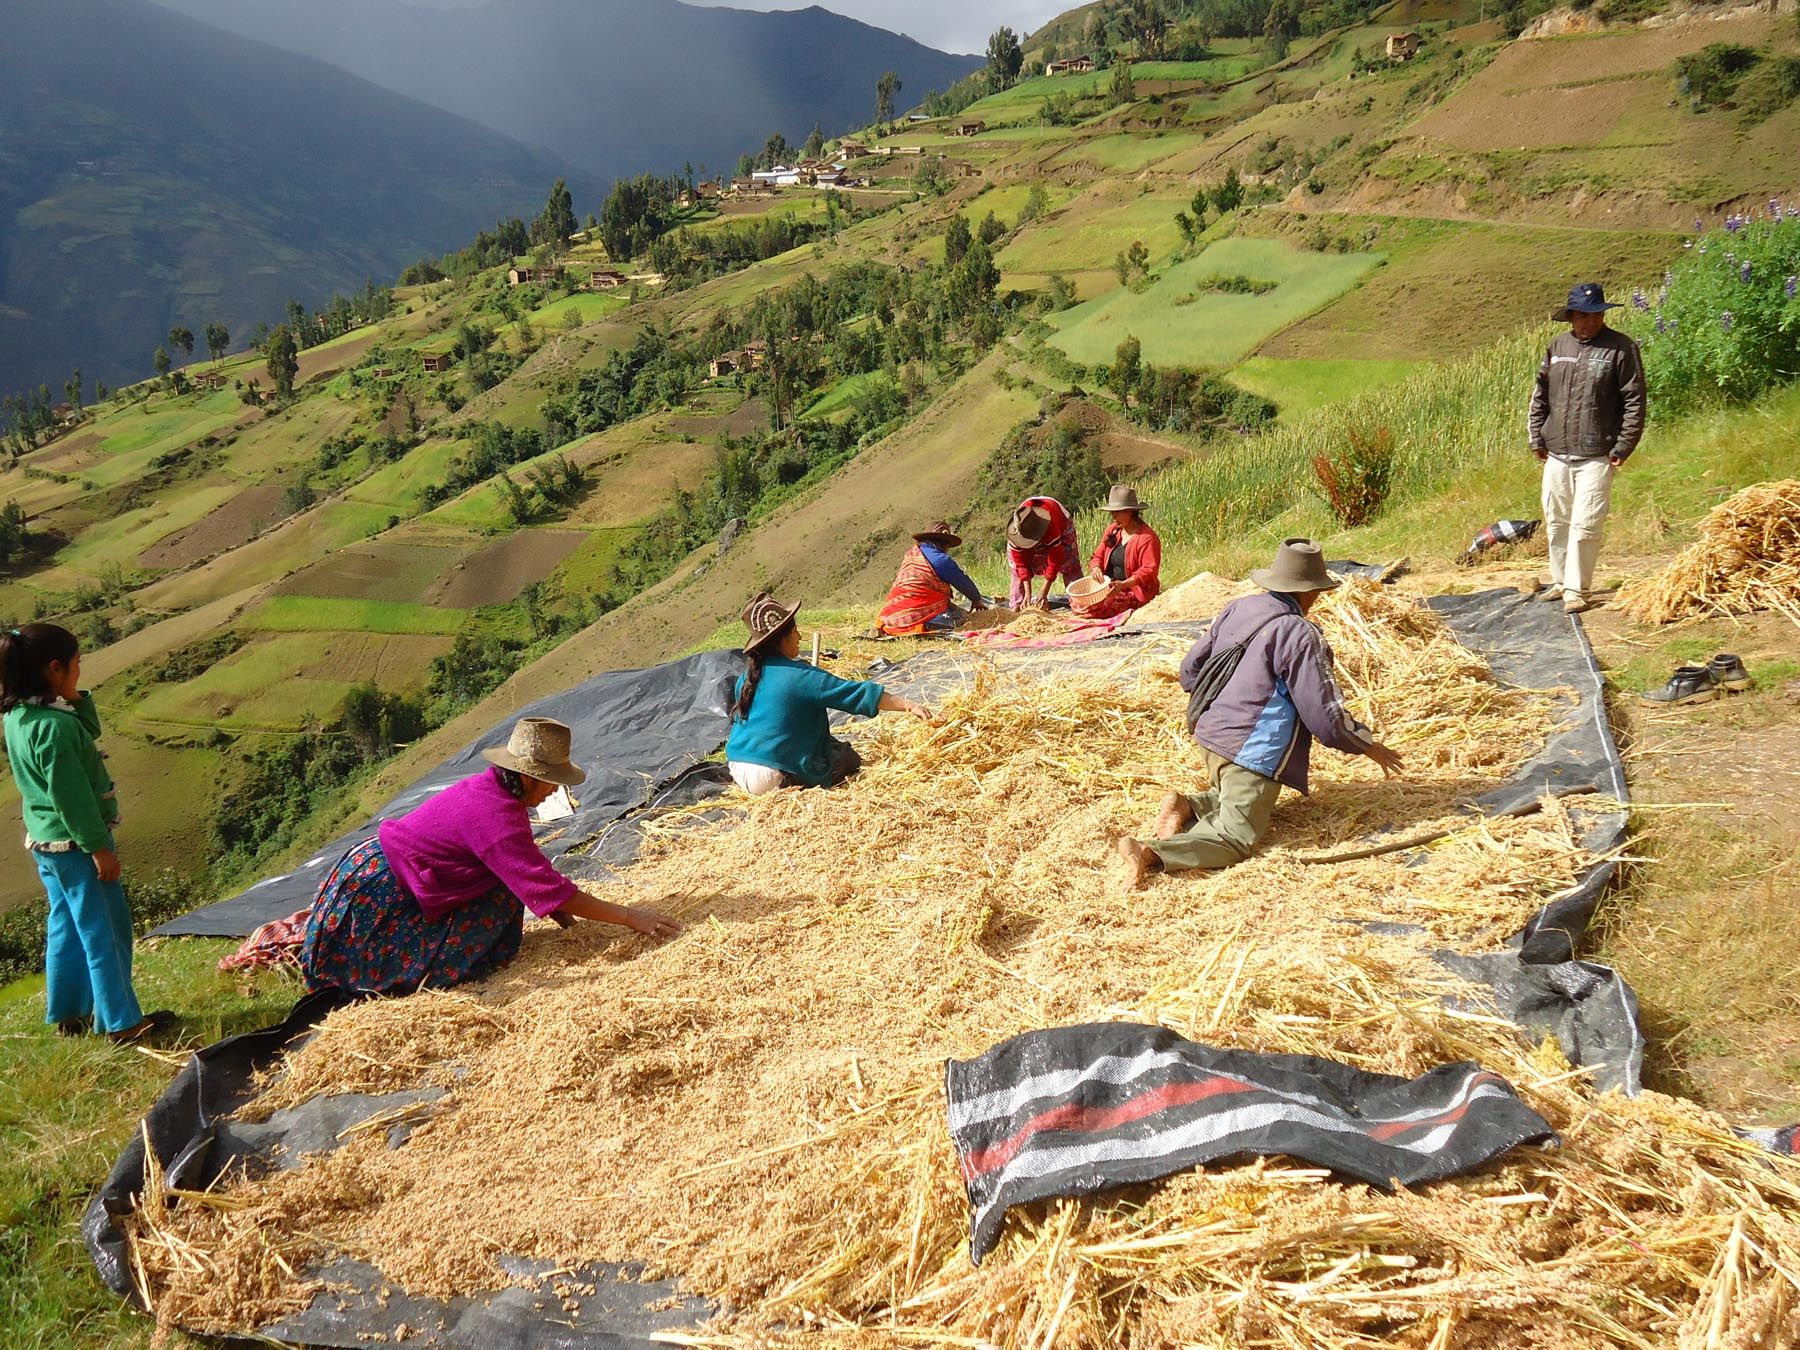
xmin=1154 ymin=790 xmax=1194 ymax=840
xmin=1114 ymin=837 xmax=1158 ymax=894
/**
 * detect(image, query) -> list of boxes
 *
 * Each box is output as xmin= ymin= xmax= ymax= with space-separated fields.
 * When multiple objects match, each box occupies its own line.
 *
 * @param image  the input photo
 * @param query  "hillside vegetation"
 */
xmin=5 ymin=0 xmax=1796 ymax=924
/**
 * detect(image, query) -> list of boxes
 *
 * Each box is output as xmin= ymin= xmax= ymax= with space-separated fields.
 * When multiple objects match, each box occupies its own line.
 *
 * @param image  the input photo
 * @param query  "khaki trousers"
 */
xmin=1541 ymin=456 xmax=1615 ymax=601
xmin=1151 ymin=749 xmax=1282 ymax=872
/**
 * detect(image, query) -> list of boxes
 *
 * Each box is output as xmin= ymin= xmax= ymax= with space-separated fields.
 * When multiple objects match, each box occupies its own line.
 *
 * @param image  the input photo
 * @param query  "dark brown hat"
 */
xmin=1007 ymin=503 xmax=1052 ymax=551
xmin=481 ymin=717 xmax=588 ymax=787
xmin=1103 ymin=485 xmax=1146 ymax=513
xmin=913 ymin=520 xmax=963 ymax=548
xmin=1250 ymin=537 xmax=1340 ymax=594
xmin=741 ymin=590 xmax=801 ymax=655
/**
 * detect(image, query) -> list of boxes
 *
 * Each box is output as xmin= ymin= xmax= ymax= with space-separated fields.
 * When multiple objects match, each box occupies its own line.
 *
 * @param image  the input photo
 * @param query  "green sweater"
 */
xmin=3 ymin=692 xmax=119 ymax=854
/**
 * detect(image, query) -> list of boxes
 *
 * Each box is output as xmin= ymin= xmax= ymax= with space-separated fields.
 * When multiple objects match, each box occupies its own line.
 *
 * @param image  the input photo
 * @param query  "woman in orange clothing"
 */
xmin=1079 ymin=486 xmax=1162 ymax=620
xmin=876 ymin=522 xmax=990 ymax=636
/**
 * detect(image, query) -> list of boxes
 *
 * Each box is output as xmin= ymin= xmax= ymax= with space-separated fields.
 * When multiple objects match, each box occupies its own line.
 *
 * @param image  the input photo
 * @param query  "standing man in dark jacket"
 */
xmin=1528 ymin=282 xmax=1647 ymax=614
xmin=1116 ymin=539 xmax=1404 ymax=890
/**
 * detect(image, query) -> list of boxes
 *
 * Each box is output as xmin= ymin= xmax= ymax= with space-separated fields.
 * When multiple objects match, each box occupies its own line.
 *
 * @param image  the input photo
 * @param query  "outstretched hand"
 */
xmin=1364 ymin=742 xmax=1405 ymax=778
xmin=624 ymin=906 xmax=682 ymax=939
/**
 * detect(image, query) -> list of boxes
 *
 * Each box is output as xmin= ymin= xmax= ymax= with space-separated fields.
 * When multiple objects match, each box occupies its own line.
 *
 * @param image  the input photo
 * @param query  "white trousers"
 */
xmin=728 ymin=761 xmax=786 ymax=796
xmin=1541 ymin=456 xmax=1614 ymax=600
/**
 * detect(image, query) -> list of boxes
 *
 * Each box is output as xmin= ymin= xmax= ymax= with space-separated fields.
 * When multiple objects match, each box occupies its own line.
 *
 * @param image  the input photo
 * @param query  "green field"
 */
xmin=996 ymin=186 xmax=1191 ymax=277
xmin=241 ymin=595 xmax=468 ymax=634
xmin=1049 ymin=131 xmax=1206 ymax=172
xmin=802 ymin=372 xmax=893 ymax=420
xmin=1228 ymin=356 xmax=1421 ymax=419
xmin=1047 ymin=238 xmax=1383 ymax=367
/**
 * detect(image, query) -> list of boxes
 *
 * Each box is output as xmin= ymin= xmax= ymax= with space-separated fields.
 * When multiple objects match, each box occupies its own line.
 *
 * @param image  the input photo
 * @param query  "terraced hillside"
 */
xmin=0 ymin=0 xmax=1793 ymax=923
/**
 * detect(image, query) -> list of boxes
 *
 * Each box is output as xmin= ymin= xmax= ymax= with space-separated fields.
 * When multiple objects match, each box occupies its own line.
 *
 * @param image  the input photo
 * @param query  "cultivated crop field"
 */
xmin=1047 ymin=237 xmax=1382 ymax=366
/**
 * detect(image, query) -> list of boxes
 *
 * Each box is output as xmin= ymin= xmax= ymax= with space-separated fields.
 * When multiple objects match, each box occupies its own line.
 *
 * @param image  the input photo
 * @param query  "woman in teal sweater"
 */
xmin=724 ymin=592 xmax=935 ymax=795
xmin=2 ymin=624 xmax=172 ymax=1044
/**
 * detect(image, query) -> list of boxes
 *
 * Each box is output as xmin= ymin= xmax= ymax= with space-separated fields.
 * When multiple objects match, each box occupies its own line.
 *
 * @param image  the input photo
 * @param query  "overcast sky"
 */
xmin=686 ymin=1 xmax=1066 ymax=54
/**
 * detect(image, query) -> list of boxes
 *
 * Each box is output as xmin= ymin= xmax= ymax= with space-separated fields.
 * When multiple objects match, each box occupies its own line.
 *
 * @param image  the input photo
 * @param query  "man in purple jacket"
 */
xmin=1117 ymin=538 xmax=1404 ymax=890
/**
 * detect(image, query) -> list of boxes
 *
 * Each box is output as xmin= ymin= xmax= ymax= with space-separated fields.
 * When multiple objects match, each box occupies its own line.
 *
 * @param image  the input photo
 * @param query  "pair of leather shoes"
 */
xmin=106 ymin=1009 xmax=179 ymax=1046
xmin=1639 ymin=654 xmax=1752 ymax=706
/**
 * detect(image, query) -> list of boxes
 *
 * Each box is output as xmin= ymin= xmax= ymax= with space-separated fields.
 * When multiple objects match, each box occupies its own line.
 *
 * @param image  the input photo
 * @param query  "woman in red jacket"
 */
xmin=1079 ymin=485 xmax=1162 ymax=619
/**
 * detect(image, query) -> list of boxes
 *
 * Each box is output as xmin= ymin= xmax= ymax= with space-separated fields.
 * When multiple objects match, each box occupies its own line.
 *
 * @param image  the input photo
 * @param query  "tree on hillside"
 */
xmin=1110 ymin=335 xmax=1142 ymax=406
xmin=599 ymin=175 xmax=671 ymax=260
xmin=944 ymin=213 xmax=972 ymax=267
xmin=977 ymin=211 xmax=1007 ymax=246
xmin=876 ymin=70 xmax=902 ymax=123
xmin=153 ymin=345 xmax=171 ymax=380
xmin=803 ymin=123 xmax=825 ymax=161
xmin=205 ymin=322 xmax=230 ymax=364
xmin=265 ymin=325 xmax=299 ymax=398
xmin=1111 ymin=60 xmax=1136 ymax=105
xmin=168 ymin=327 xmax=194 ymax=365
xmin=1124 ymin=0 xmax=1168 ymax=58
xmin=1085 ymin=12 xmax=1114 ymax=68
xmin=1264 ymin=0 xmax=1299 ymax=59
xmin=762 ymin=131 xmax=791 ymax=169
xmin=1210 ymin=167 xmax=1244 ymax=214
xmin=986 ymin=27 xmax=1024 ymax=91
xmin=64 ymin=370 xmax=82 ymax=412
xmin=531 ymin=178 xmax=577 ymax=251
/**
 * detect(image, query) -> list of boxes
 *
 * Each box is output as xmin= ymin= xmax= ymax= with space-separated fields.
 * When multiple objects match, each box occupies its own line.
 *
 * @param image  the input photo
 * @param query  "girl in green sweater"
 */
xmin=2 ymin=624 xmax=172 ymax=1044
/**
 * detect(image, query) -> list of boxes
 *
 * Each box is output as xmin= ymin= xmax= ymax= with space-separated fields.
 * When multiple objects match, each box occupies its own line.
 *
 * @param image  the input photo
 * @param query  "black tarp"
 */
xmin=94 ymin=586 xmax=1645 ymax=1345
xmin=154 ymin=650 xmax=747 ymax=938
xmin=946 ymin=1022 xmax=1556 ymax=1264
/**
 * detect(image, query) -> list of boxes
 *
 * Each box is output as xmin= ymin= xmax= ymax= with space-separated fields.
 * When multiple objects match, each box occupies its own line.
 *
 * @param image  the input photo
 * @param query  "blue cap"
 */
xmin=1553 ymin=282 xmax=1621 ymax=320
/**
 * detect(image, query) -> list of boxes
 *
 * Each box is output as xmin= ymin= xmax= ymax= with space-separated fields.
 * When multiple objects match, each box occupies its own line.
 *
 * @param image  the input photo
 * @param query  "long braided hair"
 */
xmin=732 ymin=618 xmax=794 ymax=721
xmin=0 ymin=623 xmax=79 ymax=714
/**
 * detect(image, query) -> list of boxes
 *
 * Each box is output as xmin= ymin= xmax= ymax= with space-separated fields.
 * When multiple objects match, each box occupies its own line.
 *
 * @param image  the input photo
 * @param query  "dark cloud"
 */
xmin=686 ymin=1 xmax=1063 ymax=54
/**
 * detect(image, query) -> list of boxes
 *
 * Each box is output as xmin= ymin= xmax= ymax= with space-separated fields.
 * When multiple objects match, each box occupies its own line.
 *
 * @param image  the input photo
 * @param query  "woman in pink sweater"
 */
xmin=300 ymin=718 xmax=679 ymax=996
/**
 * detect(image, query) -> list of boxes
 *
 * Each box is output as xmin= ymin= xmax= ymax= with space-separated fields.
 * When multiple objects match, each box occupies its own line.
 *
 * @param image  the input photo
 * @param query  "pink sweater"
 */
xmin=378 ymin=768 xmax=579 ymax=919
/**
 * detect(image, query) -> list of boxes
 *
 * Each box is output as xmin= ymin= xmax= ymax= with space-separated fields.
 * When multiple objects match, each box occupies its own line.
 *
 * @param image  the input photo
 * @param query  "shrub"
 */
xmin=1618 ymin=206 xmax=1800 ymax=412
xmin=1311 ymin=423 xmax=1395 ymax=526
xmin=1675 ymin=43 xmax=1761 ymax=106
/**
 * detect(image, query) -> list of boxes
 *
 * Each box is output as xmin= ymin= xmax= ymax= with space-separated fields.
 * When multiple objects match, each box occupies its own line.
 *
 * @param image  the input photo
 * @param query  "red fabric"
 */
xmin=878 ymin=545 xmax=954 ymax=635
xmin=1007 ymin=498 xmax=1082 ymax=606
xmin=218 ymin=907 xmax=310 ymax=973
xmin=1088 ymin=523 xmax=1163 ymax=609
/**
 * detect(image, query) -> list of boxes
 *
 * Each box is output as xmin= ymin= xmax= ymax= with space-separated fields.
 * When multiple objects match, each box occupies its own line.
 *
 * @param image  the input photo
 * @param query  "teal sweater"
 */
xmin=725 ymin=656 xmax=884 ymax=786
xmin=3 ymin=692 xmax=119 ymax=853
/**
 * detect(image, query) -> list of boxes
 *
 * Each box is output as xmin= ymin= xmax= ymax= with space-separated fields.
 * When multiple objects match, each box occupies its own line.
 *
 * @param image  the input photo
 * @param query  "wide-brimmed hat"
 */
xmin=1552 ymin=282 xmax=1621 ymax=322
xmin=1249 ymin=537 xmax=1341 ymax=594
xmin=913 ymin=520 xmax=963 ymax=548
xmin=1104 ymin=485 xmax=1146 ymax=513
xmin=1007 ymin=503 xmax=1052 ymax=550
xmin=741 ymin=590 xmax=800 ymax=655
xmin=482 ymin=716 xmax=588 ymax=787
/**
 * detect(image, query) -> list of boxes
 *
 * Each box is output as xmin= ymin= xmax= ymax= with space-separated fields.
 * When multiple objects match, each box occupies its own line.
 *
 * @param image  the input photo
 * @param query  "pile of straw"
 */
xmin=1132 ymin=571 xmax=1256 ymax=625
xmin=124 ymin=584 xmax=1800 ymax=1346
xmin=1617 ymin=479 xmax=1800 ymax=628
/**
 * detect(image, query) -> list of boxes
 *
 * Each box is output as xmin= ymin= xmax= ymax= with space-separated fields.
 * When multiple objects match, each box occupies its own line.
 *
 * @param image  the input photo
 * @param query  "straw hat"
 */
xmin=741 ymin=590 xmax=801 ymax=655
xmin=1007 ymin=503 xmax=1052 ymax=551
xmin=912 ymin=520 xmax=963 ymax=548
xmin=1249 ymin=537 xmax=1340 ymax=594
xmin=482 ymin=717 xmax=588 ymax=787
xmin=1103 ymin=485 xmax=1146 ymax=513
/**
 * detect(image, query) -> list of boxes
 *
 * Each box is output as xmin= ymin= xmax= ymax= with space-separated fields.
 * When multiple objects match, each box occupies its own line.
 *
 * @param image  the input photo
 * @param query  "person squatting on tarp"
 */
xmin=876 ymin=521 xmax=991 ymax=636
xmin=727 ymin=591 xmax=937 ymax=796
xmin=1077 ymin=485 xmax=1162 ymax=619
xmin=1 ymin=624 xmax=176 ymax=1045
xmin=299 ymin=718 xmax=680 ymax=996
xmin=1006 ymin=497 xmax=1082 ymax=610
xmin=1115 ymin=539 xmax=1405 ymax=891
xmin=1528 ymin=282 xmax=1647 ymax=615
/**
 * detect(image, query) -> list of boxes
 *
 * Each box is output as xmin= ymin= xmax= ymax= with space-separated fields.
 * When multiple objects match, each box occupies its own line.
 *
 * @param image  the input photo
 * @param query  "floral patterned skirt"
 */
xmin=299 ymin=836 xmax=522 ymax=996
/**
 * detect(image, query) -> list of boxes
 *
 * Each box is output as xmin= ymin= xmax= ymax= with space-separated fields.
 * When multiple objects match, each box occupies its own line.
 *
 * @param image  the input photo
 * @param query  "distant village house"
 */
xmin=1386 ymin=32 xmax=1420 ymax=61
xmin=1045 ymin=55 xmax=1095 ymax=76
xmin=589 ymin=269 xmax=628 ymax=290
xmin=421 ymin=353 xmax=454 ymax=373
xmin=193 ymin=372 xmax=227 ymax=390
xmin=708 ymin=352 xmax=742 ymax=379
xmin=838 ymin=140 xmax=869 ymax=158
xmin=955 ymin=121 xmax=987 ymax=138
xmin=506 ymin=265 xmax=564 ymax=286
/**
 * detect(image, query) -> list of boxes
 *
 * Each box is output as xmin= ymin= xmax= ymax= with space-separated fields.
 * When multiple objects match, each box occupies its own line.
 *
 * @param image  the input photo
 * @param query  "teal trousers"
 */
xmin=36 ymin=850 xmax=143 ymax=1033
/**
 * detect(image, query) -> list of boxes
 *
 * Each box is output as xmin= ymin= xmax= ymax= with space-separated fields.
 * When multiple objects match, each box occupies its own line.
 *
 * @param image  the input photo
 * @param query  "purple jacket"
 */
xmin=378 ymin=768 xmax=579 ymax=919
xmin=1178 ymin=591 xmax=1372 ymax=793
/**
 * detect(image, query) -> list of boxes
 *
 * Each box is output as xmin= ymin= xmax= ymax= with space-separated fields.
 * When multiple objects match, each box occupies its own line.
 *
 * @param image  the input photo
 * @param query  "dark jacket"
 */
xmin=1528 ymin=327 xmax=1647 ymax=463
xmin=1178 ymin=592 xmax=1372 ymax=794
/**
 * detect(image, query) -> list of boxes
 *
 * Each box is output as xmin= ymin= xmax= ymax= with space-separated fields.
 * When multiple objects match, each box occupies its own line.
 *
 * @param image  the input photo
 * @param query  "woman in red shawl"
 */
xmin=1077 ymin=485 xmax=1161 ymax=620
